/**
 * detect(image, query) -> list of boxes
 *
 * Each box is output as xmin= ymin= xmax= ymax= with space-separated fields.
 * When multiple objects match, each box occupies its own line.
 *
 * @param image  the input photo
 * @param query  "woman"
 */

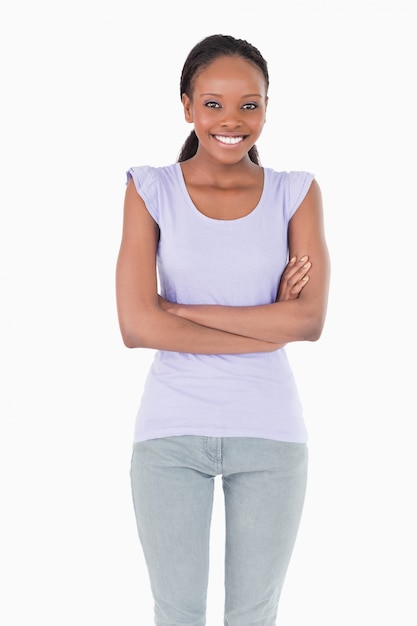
xmin=116 ymin=34 xmax=330 ymax=626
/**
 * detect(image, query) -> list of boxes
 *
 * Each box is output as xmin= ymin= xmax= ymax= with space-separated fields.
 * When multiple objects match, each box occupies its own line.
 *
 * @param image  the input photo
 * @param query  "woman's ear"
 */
xmin=182 ymin=93 xmax=193 ymax=123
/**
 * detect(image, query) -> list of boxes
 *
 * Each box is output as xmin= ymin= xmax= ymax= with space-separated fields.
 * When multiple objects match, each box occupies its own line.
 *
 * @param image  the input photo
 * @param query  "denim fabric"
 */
xmin=131 ymin=436 xmax=308 ymax=626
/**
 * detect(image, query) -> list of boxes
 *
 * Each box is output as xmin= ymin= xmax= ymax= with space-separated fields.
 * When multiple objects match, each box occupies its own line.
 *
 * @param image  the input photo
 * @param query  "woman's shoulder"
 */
xmin=125 ymin=163 xmax=180 ymax=223
xmin=264 ymin=167 xmax=315 ymax=194
xmin=126 ymin=162 xmax=177 ymax=182
xmin=263 ymin=168 xmax=316 ymax=220
xmin=126 ymin=162 xmax=179 ymax=196
xmin=264 ymin=167 xmax=315 ymax=182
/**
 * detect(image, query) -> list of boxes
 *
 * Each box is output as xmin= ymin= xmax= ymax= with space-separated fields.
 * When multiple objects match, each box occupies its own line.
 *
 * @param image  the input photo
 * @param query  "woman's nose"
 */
xmin=220 ymin=108 xmax=242 ymax=128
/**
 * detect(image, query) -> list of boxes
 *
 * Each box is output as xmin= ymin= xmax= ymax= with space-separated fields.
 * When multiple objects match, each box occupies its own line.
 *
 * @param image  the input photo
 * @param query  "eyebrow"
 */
xmin=199 ymin=92 xmax=264 ymax=98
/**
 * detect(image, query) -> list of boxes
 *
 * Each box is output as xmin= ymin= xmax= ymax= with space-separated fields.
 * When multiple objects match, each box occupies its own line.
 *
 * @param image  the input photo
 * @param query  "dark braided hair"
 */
xmin=177 ymin=34 xmax=269 ymax=165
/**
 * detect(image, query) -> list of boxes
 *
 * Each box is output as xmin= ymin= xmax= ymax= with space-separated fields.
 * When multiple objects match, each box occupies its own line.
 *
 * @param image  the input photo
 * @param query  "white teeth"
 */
xmin=214 ymin=135 xmax=244 ymax=145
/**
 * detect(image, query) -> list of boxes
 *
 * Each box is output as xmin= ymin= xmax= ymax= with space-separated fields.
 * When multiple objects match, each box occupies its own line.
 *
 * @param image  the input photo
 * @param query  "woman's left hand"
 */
xmin=276 ymin=256 xmax=311 ymax=302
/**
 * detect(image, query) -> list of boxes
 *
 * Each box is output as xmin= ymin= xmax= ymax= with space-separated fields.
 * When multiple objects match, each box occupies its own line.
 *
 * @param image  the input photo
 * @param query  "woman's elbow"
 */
xmin=120 ymin=326 xmax=146 ymax=349
xmin=119 ymin=316 xmax=155 ymax=349
xmin=122 ymin=333 xmax=142 ymax=349
xmin=117 ymin=301 xmax=161 ymax=349
xmin=302 ymin=311 xmax=327 ymax=342
xmin=305 ymin=325 xmax=323 ymax=342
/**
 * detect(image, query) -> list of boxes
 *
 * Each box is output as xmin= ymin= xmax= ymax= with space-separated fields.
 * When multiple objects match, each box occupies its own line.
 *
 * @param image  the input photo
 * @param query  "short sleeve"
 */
xmin=286 ymin=171 xmax=315 ymax=221
xmin=126 ymin=166 xmax=159 ymax=223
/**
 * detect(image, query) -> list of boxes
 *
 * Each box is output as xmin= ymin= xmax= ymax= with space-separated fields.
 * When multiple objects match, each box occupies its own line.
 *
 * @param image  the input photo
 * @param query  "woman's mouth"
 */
xmin=213 ymin=135 xmax=245 ymax=145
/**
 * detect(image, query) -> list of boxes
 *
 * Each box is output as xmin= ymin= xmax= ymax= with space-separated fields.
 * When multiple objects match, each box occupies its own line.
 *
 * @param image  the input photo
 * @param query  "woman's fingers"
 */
xmin=277 ymin=256 xmax=311 ymax=301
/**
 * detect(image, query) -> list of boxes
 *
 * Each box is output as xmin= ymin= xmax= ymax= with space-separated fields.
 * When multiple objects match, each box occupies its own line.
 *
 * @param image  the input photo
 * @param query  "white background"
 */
xmin=1 ymin=1 xmax=416 ymax=624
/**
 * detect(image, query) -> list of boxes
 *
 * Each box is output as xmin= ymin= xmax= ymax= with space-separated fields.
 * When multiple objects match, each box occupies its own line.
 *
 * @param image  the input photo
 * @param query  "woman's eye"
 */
xmin=205 ymin=101 xmax=221 ymax=108
xmin=242 ymin=103 xmax=258 ymax=110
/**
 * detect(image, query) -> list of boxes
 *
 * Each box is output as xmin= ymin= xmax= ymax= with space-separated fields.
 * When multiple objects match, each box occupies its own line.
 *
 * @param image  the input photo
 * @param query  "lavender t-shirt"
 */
xmin=127 ymin=163 xmax=314 ymax=443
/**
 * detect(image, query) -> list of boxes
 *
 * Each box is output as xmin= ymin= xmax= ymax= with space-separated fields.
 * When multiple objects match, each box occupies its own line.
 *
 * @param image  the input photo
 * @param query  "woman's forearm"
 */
xmin=121 ymin=304 xmax=283 ymax=354
xmin=163 ymin=299 xmax=321 ymax=344
xmin=158 ymin=252 xmax=327 ymax=344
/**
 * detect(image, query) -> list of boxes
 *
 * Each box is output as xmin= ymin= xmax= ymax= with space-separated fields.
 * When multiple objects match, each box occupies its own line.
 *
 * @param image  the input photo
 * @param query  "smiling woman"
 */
xmin=116 ymin=33 xmax=330 ymax=626
xmin=182 ymin=55 xmax=267 ymax=162
xmin=179 ymin=55 xmax=268 ymax=220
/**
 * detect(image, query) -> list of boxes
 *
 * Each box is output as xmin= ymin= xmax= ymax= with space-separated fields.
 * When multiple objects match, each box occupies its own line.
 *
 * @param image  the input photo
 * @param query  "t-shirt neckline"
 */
xmin=175 ymin=162 xmax=267 ymax=223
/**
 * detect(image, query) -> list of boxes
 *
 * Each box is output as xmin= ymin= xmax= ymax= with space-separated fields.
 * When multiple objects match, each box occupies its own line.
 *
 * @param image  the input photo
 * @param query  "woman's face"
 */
xmin=182 ymin=55 xmax=268 ymax=165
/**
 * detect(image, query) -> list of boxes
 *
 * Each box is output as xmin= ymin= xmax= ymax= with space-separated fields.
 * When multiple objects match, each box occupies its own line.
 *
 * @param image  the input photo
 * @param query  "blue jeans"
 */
xmin=131 ymin=436 xmax=308 ymax=626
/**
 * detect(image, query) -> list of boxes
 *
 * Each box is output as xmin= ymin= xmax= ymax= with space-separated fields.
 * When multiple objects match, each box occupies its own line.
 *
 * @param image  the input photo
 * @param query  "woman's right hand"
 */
xmin=276 ymin=256 xmax=311 ymax=302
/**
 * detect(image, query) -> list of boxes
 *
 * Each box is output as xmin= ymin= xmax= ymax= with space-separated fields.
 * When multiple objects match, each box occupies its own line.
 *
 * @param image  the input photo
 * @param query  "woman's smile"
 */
xmin=213 ymin=134 xmax=245 ymax=145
